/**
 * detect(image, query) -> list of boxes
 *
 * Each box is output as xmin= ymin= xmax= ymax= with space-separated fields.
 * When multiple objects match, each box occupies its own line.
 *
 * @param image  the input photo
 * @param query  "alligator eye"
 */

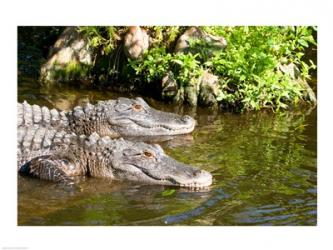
xmin=132 ymin=104 xmax=143 ymax=112
xmin=143 ymin=151 xmax=154 ymax=158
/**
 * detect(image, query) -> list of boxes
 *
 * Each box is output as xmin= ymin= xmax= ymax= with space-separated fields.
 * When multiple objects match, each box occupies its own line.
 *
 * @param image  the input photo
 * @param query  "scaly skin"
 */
xmin=17 ymin=97 xmax=196 ymax=138
xmin=18 ymin=125 xmax=212 ymax=187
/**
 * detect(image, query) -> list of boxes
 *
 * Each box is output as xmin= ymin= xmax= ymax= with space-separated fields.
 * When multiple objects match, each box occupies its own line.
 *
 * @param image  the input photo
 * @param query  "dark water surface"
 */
xmin=18 ymin=79 xmax=317 ymax=225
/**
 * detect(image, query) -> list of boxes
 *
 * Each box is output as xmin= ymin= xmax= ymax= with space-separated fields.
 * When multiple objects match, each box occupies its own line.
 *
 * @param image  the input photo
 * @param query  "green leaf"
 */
xmin=161 ymin=189 xmax=176 ymax=197
xmin=173 ymin=59 xmax=184 ymax=66
xmin=298 ymin=39 xmax=309 ymax=47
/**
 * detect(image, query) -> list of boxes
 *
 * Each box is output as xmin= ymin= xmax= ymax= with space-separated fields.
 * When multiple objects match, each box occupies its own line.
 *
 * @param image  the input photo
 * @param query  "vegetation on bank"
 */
xmin=18 ymin=26 xmax=317 ymax=112
xmin=79 ymin=26 xmax=317 ymax=111
xmin=126 ymin=26 xmax=316 ymax=111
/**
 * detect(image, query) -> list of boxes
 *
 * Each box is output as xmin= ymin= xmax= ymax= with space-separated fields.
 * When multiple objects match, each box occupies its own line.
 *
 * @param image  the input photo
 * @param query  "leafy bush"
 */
xmin=172 ymin=53 xmax=203 ymax=86
xmin=103 ymin=27 xmax=315 ymax=109
xmin=67 ymin=26 xmax=317 ymax=111
xmin=128 ymin=47 xmax=203 ymax=87
xmin=78 ymin=26 xmax=124 ymax=55
xmin=127 ymin=26 xmax=316 ymax=111
xmin=201 ymin=26 xmax=316 ymax=110
xmin=128 ymin=47 xmax=172 ymax=83
xmin=145 ymin=26 xmax=184 ymax=49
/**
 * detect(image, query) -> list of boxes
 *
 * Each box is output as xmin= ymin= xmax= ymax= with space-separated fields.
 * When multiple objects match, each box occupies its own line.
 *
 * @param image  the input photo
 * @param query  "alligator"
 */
xmin=17 ymin=97 xmax=196 ymax=137
xmin=18 ymin=125 xmax=212 ymax=188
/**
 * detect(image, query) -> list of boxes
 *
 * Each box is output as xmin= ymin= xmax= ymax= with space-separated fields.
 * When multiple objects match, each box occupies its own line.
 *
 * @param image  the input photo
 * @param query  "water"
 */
xmin=17 ymin=78 xmax=317 ymax=225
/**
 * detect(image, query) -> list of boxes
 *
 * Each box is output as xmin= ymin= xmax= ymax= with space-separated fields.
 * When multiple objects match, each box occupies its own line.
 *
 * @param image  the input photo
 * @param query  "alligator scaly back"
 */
xmin=17 ymin=101 xmax=69 ymax=129
xmin=17 ymin=125 xmax=75 ymax=169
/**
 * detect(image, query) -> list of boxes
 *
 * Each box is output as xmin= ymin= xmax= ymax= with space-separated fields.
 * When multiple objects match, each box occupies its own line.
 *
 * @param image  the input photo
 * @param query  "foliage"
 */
xmin=145 ymin=26 xmax=184 ymax=49
xmin=161 ymin=189 xmax=177 ymax=197
xmin=201 ymin=26 xmax=316 ymax=110
xmin=24 ymin=26 xmax=316 ymax=111
xmin=78 ymin=26 xmax=124 ymax=55
xmin=127 ymin=26 xmax=316 ymax=111
xmin=172 ymin=53 xmax=203 ymax=86
xmin=128 ymin=47 xmax=172 ymax=83
xmin=128 ymin=47 xmax=203 ymax=87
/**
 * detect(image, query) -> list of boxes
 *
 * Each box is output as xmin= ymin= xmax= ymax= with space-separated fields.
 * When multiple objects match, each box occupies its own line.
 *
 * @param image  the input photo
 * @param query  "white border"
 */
xmin=1 ymin=0 xmax=332 ymax=249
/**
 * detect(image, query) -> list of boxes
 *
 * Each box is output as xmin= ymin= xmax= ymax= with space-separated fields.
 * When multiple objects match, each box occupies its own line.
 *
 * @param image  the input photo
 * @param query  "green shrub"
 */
xmin=127 ymin=47 xmax=172 ymax=83
xmin=127 ymin=26 xmax=316 ymax=110
xmin=78 ymin=26 xmax=123 ymax=55
xmin=146 ymin=26 xmax=183 ymax=49
xmin=128 ymin=47 xmax=203 ymax=87
xmin=76 ymin=26 xmax=316 ymax=111
xmin=202 ymin=26 xmax=316 ymax=110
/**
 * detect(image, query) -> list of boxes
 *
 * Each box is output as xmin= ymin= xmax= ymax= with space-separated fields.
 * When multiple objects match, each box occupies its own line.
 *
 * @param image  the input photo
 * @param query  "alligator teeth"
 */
xmin=128 ymin=119 xmax=195 ymax=132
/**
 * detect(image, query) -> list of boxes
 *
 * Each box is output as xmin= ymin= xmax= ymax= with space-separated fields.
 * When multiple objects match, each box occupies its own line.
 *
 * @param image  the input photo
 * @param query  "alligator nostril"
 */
xmin=181 ymin=115 xmax=193 ymax=122
xmin=194 ymin=169 xmax=202 ymax=177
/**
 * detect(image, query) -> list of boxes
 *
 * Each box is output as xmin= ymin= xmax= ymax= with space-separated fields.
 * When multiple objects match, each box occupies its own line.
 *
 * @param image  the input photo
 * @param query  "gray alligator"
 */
xmin=17 ymin=97 xmax=196 ymax=137
xmin=18 ymin=125 xmax=212 ymax=188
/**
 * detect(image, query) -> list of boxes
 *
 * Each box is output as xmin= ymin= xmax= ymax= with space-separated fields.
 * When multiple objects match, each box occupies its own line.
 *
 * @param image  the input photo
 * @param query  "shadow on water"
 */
xmin=163 ymin=188 xmax=230 ymax=225
xmin=17 ymin=78 xmax=317 ymax=226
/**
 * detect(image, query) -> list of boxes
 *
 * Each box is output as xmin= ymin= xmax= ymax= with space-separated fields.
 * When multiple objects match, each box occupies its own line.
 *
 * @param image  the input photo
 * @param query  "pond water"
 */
xmin=18 ymin=78 xmax=317 ymax=225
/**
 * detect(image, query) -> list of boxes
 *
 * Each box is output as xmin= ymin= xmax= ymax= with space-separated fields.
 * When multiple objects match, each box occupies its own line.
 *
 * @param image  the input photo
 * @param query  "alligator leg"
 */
xmin=19 ymin=155 xmax=80 ymax=184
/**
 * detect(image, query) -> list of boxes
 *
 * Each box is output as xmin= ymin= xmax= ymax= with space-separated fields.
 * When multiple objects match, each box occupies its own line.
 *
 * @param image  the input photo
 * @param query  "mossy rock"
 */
xmin=40 ymin=27 xmax=94 ymax=85
xmin=161 ymin=71 xmax=178 ymax=101
xmin=184 ymin=77 xmax=200 ymax=106
xmin=174 ymin=27 xmax=227 ymax=55
xmin=173 ymin=86 xmax=185 ymax=103
xmin=198 ymin=71 xmax=220 ymax=107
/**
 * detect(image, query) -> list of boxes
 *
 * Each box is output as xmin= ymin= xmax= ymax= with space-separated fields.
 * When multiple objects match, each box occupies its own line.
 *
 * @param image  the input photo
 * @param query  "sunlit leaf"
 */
xmin=161 ymin=189 xmax=176 ymax=197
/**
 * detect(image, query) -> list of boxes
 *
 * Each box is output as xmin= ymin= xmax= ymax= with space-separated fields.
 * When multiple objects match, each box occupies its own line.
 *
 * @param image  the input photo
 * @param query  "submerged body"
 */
xmin=18 ymin=125 xmax=212 ymax=187
xmin=17 ymin=97 xmax=196 ymax=137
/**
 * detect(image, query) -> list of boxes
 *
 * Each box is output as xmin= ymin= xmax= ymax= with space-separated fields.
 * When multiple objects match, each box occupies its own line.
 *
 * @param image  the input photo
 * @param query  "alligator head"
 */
xmin=105 ymin=97 xmax=196 ymax=137
xmin=110 ymin=140 xmax=212 ymax=188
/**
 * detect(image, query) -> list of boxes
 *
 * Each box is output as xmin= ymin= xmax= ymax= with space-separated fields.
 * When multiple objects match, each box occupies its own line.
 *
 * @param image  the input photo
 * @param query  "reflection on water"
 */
xmin=17 ymin=78 xmax=317 ymax=226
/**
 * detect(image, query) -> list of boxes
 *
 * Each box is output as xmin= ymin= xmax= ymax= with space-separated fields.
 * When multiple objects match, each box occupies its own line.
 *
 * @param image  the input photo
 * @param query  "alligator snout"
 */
xmin=181 ymin=115 xmax=195 ymax=123
xmin=194 ymin=169 xmax=205 ymax=177
xmin=179 ymin=168 xmax=213 ymax=188
xmin=179 ymin=115 xmax=196 ymax=128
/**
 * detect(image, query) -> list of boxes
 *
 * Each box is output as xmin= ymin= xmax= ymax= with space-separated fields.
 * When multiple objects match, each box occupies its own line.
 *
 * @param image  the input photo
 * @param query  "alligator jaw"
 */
xmin=171 ymin=170 xmax=213 ymax=188
xmin=112 ymin=116 xmax=196 ymax=136
xmin=147 ymin=170 xmax=212 ymax=188
xmin=120 ymin=163 xmax=213 ymax=188
xmin=130 ymin=117 xmax=196 ymax=134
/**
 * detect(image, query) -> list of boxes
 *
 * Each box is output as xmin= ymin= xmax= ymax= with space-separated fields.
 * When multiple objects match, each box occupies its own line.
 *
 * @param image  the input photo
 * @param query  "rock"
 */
xmin=278 ymin=62 xmax=301 ymax=80
xmin=279 ymin=63 xmax=316 ymax=105
xmin=198 ymin=71 xmax=220 ymax=106
xmin=173 ymin=86 xmax=185 ymax=103
xmin=184 ymin=78 xmax=200 ymax=106
xmin=161 ymin=71 xmax=178 ymax=100
xmin=174 ymin=27 xmax=227 ymax=54
xmin=297 ymin=79 xmax=317 ymax=105
xmin=124 ymin=26 xmax=149 ymax=59
xmin=40 ymin=27 xmax=94 ymax=84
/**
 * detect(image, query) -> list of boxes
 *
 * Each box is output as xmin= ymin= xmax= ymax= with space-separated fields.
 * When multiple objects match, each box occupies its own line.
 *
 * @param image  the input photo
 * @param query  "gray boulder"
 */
xmin=198 ymin=71 xmax=220 ymax=106
xmin=278 ymin=62 xmax=301 ymax=80
xmin=40 ymin=27 xmax=94 ymax=84
xmin=175 ymin=27 xmax=227 ymax=54
xmin=184 ymin=77 xmax=200 ymax=106
xmin=174 ymin=86 xmax=185 ymax=103
xmin=124 ymin=26 xmax=149 ymax=59
xmin=279 ymin=62 xmax=316 ymax=105
xmin=161 ymin=71 xmax=178 ymax=100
